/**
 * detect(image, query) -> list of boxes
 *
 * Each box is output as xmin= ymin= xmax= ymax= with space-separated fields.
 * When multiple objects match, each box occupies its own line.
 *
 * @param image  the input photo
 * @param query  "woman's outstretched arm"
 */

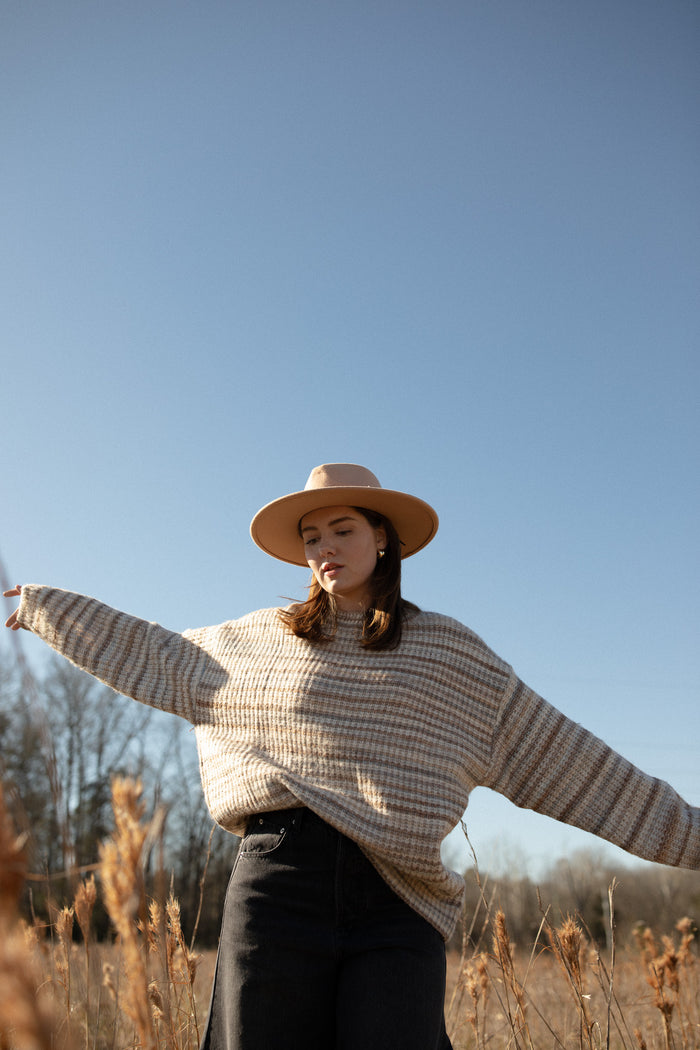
xmin=4 ymin=584 xmax=228 ymax=722
xmin=485 ymin=673 xmax=700 ymax=870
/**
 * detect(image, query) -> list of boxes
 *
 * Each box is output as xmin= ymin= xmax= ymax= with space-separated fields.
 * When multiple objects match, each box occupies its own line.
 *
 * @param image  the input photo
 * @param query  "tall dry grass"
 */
xmin=0 ymin=778 xmax=210 ymax=1050
xmin=446 ymin=866 xmax=699 ymax=1050
xmin=0 ymin=779 xmax=698 ymax=1049
xmin=0 ymin=781 xmax=62 ymax=1050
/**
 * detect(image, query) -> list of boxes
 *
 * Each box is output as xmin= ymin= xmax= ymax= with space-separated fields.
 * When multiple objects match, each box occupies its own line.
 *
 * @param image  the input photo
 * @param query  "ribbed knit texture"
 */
xmin=18 ymin=585 xmax=700 ymax=939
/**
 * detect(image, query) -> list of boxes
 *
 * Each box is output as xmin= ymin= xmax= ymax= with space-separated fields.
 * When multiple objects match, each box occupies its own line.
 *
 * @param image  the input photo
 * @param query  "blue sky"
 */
xmin=2 ymin=0 xmax=698 ymax=876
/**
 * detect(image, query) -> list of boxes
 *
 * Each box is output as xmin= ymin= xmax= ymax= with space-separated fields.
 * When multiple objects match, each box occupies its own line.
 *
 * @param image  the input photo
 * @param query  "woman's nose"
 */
xmin=319 ymin=536 xmax=335 ymax=557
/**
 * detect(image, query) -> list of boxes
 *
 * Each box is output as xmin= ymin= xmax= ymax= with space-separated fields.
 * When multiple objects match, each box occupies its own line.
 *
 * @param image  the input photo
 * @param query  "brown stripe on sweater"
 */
xmin=662 ymin=806 xmax=692 ymax=866
xmin=121 ymin=624 xmax=154 ymax=699
xmin=52 ymin=591 xmax=86 ymax=640
xmin=494 ymin=688 xmax=572 ymax=806
xmin=422 ymin=643 xmax=509 ymax=691
xmin=558 ymin=748 xmax=626 ymax=828
xmin=583 ymin=756 xmax=634 ymax=837
xmin=84 ymin=603 xmax=119 ymax=670
xmin=618 ymin=777 xmax=665 ymax=854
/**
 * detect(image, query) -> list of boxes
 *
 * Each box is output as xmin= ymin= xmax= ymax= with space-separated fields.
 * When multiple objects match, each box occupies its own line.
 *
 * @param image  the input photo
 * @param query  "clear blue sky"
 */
xmin=2 ymin=0 xmax=698 ymax=876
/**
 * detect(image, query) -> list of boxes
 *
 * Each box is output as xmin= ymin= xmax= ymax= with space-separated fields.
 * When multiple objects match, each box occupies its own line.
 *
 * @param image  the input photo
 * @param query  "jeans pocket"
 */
xmin=239 ymin=814 xmax=292 ymax=858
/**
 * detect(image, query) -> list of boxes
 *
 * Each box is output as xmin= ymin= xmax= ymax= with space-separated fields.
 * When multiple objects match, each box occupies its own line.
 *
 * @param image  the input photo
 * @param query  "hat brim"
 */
xmin=250 ymin=486 xmax=439 ymax=566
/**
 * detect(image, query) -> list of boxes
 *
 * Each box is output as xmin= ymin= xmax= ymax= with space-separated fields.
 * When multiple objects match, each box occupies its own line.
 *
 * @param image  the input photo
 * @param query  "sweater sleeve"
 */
xmin=16 ymin=585 xmax=228 ymax=723
xmin=483 ymin=674 xmax=700 ymax=870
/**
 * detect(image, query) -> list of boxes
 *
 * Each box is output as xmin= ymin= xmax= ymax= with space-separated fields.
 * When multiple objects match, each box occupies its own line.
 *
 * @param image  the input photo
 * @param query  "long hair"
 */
xmin=277 ymin=507 xmax=418 ymax=651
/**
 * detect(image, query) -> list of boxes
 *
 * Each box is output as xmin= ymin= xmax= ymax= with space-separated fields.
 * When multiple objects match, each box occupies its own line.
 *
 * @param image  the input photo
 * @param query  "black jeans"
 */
xmin=200 ymin=807 xmax=453 ymax=1050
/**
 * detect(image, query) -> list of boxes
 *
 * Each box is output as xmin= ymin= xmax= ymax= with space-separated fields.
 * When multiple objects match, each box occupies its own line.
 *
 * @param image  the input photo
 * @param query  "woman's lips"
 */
xmin=322 ymin=563 xmax=342 ymax=577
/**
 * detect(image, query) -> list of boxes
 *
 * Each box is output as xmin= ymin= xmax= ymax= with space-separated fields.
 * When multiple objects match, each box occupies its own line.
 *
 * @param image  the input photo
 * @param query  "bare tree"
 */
xmin=1 ymin=642 xmax=240 ymax=941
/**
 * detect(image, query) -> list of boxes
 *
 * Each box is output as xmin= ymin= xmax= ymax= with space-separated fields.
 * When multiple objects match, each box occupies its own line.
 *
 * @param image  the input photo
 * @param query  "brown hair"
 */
xmin=277 ymin=507 xmax=418 ymax=651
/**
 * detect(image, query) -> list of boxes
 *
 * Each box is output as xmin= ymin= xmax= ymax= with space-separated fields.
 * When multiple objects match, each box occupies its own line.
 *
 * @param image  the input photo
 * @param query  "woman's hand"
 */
xmin=3 ymin=585 xmax=26 ymax=630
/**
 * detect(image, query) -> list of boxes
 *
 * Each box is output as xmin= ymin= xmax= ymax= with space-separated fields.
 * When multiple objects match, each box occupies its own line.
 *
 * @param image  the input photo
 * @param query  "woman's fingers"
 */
xmin=3 ymin=586 xmax=25 ymax=629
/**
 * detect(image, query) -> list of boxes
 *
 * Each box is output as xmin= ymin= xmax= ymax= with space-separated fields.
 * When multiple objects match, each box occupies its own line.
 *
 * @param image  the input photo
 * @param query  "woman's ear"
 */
xmin=375 ymin=526 xmax=387 ymax=552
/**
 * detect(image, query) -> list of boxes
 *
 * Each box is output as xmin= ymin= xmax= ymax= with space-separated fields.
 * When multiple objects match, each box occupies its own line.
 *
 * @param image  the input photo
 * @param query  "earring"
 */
xmin=377 ymin=550 xmax=386 ymax=559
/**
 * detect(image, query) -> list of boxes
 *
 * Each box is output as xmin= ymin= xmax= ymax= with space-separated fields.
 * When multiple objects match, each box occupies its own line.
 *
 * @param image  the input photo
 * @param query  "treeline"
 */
xmin=455 ymin=849 xmax=700 ymax=954
xmin=1 ymin=646 xmax=698 ymax=949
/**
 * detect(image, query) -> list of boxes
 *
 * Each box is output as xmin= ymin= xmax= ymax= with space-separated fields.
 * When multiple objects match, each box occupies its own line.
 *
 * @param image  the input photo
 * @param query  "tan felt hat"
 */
xmin=250 ymin=463 xmax=439 ymax=566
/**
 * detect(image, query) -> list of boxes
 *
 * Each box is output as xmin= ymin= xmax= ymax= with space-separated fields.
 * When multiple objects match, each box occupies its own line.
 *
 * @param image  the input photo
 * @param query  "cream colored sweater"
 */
xmin=17 ymin=585 xmax=700 ymax=939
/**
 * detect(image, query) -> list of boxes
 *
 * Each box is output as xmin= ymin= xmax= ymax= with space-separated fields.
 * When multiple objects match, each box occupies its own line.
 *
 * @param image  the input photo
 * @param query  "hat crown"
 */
xmin=304 ymin=463 xmax=382 ymax=492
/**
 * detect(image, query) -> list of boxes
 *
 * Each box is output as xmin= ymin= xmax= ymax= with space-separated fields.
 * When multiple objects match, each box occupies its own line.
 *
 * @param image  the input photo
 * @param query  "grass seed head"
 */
xmin=557 ymin=916 xmax=585 ymax=983
xmin=493 ymin=909 xmax=515 ymax=977
xmin=73 ymin=876 xmax=96 ymax=943
xmin=148 ymin=980 xmax=164 ymax=1021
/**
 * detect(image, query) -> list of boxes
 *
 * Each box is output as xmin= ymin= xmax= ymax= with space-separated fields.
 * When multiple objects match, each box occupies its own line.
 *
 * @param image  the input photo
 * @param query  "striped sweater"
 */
xmin=17 ymin=585 xmax=700 ymax=939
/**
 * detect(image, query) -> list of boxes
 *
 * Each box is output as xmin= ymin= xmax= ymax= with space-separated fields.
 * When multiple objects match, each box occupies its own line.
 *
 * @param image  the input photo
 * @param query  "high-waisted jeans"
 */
xmin=200 ymin=807 xmax=453 ymax=1050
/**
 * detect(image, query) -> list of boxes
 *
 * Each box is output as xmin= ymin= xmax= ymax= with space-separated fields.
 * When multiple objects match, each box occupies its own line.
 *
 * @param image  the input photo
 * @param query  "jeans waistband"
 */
xmin=246 ymin=805 xmax=309 ymax=834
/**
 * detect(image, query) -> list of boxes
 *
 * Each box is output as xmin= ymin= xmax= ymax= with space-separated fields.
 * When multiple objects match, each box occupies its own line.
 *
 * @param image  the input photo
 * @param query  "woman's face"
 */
xmin=300 ymin=505 xmax=387 ymax=611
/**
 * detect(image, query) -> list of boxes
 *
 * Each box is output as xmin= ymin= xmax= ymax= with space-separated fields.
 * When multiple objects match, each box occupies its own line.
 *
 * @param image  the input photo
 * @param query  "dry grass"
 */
xmin=0 ymin=778 xmax=211 ymax=1050
xmin=0 ymin=779 xmax=698 ymax=1049
xmin=446 ymin=879 xmax=699 ymax=1050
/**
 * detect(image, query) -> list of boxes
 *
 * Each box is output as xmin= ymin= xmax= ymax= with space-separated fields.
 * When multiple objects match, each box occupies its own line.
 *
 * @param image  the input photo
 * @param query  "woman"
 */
xmin=5 ymin=463 xmax=700 ymax=1050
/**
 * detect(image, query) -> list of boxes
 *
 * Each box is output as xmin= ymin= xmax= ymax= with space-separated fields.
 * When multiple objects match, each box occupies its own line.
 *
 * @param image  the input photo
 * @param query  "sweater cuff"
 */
xmin=16 ymin=583 xmax=48 ymax=631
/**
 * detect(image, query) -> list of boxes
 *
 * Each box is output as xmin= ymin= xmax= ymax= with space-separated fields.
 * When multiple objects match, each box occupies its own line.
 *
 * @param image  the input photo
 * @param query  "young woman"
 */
xmin=5 ymin=463 xmax=700 ymax=1050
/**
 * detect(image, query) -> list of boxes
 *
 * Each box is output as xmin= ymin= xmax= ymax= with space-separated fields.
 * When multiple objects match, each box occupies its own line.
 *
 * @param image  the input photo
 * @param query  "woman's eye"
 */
xmin=304 ymin=537 xmax=319 ymax=547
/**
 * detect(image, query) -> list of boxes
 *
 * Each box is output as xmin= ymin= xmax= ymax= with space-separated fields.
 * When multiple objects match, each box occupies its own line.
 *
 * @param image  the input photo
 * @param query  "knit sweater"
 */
xmin=16 ymin=585 xmax=700 ymax=940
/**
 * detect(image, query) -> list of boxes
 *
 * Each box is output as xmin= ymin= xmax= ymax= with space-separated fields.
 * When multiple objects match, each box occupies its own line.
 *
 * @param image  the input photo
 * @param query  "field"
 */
xmin=1 ymin=778 xmax=698 ymax=1050
xmin=444 ymin=917 xmax=699 ymax=1049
